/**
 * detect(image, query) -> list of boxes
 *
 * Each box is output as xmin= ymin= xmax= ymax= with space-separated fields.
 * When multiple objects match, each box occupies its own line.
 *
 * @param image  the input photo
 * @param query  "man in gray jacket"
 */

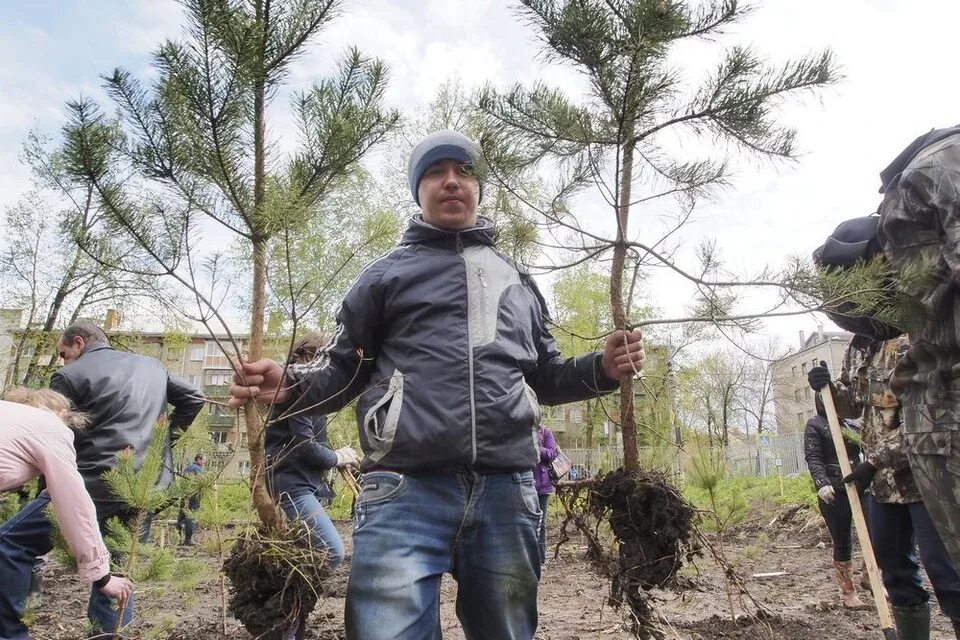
xmin=229 ymin=130 xmax=645 ymax=640
xmin=0 ymin=320 xmax=204 ymax=638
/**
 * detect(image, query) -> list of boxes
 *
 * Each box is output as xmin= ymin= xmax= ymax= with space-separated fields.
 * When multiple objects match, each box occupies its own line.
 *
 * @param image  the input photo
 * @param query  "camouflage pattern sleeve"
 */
xmin=865 ymin=429 xmax=911 ymax=472
xmin=833 ymin=343 xmax=863 ymax=420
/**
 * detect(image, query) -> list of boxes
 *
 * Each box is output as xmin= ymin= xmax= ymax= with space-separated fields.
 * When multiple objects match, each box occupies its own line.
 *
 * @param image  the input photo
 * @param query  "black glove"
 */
xmin=843 ymin=461 xmax=877 ymax=494
xmin=807 ymin=364 xmax=832 ymax=391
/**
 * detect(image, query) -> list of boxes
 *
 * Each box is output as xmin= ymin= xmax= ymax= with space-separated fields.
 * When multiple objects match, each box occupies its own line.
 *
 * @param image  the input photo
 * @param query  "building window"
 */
xmin=205 ymin=340 xmax=221 ymax=356
xmin=238 ymin=460 xmax=250 ymax=476
xmin=189 ymin=347 xmax=204 ymax=361
xmin=812 ymin=358 xmax=818 ymax=368
xmin=794 ymin=389 xmax=801 ymax=402
xmin=791 ymin=366 xmax=797 ymax=378
xmin=188 ymin=374 xmax=201 ymax=386
xmin=210 ymin=430 xmax=228 ymax=444
xmin=804 ymin=387 xmax=811 ymax=399
xmin=240 ymin=431 xmax=248 ymax=449
xmin=205 ymin=372 xmax=231 ymax=386
xmin=797 ymin=412 xmax=804 ymax=427
xmin=570 ymin=408 xmax=583 ymax=423
xmin=801 ymin=363 xmax=807 ymax=375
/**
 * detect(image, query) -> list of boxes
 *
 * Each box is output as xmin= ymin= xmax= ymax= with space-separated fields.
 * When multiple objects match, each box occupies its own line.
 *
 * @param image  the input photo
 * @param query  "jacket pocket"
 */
xmin=363 ymin=370 xmax=405 ymax=463
xmin=522 ymin=381 xmax=541 ymax=426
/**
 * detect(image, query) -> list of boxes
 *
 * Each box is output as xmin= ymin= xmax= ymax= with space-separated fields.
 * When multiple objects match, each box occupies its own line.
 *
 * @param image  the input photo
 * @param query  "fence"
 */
xmin=562 ymin=431 xmax=806 ymax=480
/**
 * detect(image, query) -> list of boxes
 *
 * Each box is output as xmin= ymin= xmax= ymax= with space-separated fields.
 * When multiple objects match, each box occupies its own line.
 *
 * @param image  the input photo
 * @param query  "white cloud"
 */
xmin=3 ymin=0 xmax=960 ymax=349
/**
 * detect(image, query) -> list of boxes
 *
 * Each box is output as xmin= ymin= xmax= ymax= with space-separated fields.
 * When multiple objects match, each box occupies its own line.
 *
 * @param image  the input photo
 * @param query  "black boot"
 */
xmin=891 ymin=602 xmax=930 ymax=640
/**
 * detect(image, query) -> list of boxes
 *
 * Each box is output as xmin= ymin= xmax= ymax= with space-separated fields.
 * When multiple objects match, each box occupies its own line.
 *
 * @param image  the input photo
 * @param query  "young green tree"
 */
xmin=477 ymin=0 xmax=838 ymax=472
xmin=0 ymin=134 xmax=160 ymax=389
xmin=59 ymin=0 xmax=399 ymax=528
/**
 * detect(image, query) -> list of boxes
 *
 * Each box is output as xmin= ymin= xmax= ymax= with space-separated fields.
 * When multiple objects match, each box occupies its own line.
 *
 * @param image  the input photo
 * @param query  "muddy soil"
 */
xmin=23 ymin=510 xmax=955 ymax=640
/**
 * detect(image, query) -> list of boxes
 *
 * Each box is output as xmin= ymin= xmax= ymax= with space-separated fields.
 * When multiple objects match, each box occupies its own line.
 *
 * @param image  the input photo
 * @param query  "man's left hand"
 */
xmin=843 ymin=461 xmax=877 ymax=494
xmin=601 ymin=329 xmax=645 ymax=381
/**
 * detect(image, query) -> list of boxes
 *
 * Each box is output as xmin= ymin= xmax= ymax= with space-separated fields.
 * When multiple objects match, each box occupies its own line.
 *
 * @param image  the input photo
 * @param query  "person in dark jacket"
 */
xmin=0 ymin=320 xmax=204 ymax=637
xmin=804 ymin=392 xmax=867 ymax=609
xmin=533 ymin=425 xmax=558 ymax=566
xmin=229 ymin=130 xmax=645 ymax=640
xmin=177 ymin=453 xmax=206 ymax=546
xmin=266 ymin=335 xmax=359 ymax=640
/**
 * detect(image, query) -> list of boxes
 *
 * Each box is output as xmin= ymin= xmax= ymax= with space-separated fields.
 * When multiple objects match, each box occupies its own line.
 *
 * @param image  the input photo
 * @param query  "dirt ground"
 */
xmin=24 ymin=507 xmax=955 ymax=640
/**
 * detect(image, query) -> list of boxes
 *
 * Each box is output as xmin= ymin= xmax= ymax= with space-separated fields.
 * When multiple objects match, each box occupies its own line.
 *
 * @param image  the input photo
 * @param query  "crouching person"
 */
xmin=0 ymin=389 xmax=133 ymax=640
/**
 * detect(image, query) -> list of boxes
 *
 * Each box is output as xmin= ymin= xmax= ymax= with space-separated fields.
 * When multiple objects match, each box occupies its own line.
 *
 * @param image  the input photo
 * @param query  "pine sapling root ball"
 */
xmin=224 ymin=521 xmax=331 ymax=640
xmin=589 ymin=469 xmax=698 ymax=635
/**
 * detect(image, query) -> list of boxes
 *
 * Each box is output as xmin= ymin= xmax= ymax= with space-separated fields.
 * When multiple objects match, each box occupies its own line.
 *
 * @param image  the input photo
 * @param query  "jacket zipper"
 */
xmin=457 ymin=234 xmax=479 ymax=465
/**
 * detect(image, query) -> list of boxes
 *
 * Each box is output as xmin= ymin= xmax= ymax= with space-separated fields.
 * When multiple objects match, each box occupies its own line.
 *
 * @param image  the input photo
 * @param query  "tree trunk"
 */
xmin=25 ymin=186 xmax=96 ymax=386
xmin=23 ymin=250 xmax=82 ymax=386
xmin=245 ymin=4 xmax=279 ymax=529
xmin=610 ymin=136 xmax=638 ymax=473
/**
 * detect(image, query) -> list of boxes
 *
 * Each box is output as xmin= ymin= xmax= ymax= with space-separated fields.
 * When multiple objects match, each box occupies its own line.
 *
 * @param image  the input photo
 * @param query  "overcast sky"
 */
xmin=2 ymin=0 xmax=958 ymax=354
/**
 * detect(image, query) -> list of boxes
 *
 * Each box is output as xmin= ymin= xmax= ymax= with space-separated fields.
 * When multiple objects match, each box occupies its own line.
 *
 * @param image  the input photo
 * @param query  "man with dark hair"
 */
xmin=56 ymin=320 xmax=109 ymax=363
xmin=0 ymin=321 xmax=204 ymax=637
xmin=229 ymin=130 xmax=645 ymax=640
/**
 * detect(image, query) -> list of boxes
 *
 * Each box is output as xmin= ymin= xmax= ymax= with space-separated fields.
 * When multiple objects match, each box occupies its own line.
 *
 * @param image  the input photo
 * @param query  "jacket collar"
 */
xmin=400 ymin=215 xmax=495 ymax=249
xmin=79 ymin=343 xmax=113 ymax=359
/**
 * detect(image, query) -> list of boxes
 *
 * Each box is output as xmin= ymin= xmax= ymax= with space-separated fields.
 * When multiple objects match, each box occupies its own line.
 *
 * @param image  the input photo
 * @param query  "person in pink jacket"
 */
xmin=0 ymin=388 xmax=132 ymax=637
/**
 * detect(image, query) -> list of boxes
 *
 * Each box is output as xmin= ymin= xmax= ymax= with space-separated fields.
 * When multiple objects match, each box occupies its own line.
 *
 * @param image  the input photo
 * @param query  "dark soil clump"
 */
xmin=589 ymin=468 xmax=699 ymax=636
xmin=680 ymin=613 xmax=814 ymax=639
xmin=224 ymin=522 xmax=331 ymax=640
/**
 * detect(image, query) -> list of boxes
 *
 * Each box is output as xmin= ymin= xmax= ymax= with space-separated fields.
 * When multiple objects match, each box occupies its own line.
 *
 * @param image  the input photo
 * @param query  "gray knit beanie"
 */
xmin=407 ymin=130 xmax=482 ymax=206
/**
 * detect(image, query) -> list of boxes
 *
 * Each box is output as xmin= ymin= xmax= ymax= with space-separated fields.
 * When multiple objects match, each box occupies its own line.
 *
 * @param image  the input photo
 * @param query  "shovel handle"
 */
xmin=818 ymin=363 xmax=898 ymax=639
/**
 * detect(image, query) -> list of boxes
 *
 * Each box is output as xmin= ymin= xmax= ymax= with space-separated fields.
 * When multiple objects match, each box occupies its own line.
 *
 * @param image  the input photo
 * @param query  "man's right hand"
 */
xmin=99 ymin=576 xmax=133 ymax=605
xmin=817 ymin=485 xmax=836 ymax=504
xmin=807 ymin=364 xmax=832 ymax=391
xmin=228 ymin=359 xmax=288 ymax=408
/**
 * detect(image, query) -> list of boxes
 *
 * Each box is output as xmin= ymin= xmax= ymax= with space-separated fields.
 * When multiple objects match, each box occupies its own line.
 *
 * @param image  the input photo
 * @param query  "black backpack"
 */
xmin=812 ymin=215 xmax=902 ymax=340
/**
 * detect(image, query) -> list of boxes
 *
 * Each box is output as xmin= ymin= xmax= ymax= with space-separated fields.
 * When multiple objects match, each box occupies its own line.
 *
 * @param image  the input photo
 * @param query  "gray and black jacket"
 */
xmin=50 ymin=343 xmax=205 ymax=503
xmin=283 ymin=216 xmax=619 ymax=473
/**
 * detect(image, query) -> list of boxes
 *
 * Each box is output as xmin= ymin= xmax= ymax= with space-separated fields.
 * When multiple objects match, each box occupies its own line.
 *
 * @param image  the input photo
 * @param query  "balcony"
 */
xmin=208 ymin=414 xmax=236 ymax=428
xmin=204 ymin=384 xmax=230 ymax=397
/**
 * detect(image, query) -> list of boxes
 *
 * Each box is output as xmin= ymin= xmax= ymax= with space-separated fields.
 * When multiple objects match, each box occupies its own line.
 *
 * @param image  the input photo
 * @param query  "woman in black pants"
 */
xmin=804 ymin=392 xmax=867 ymax=609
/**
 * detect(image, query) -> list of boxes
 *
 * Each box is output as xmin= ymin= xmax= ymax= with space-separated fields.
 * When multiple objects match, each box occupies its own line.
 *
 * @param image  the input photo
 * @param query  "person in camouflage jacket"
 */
xmin=878 ymin=126 xmax=960 ymax=572
xmin=809 ymin=333 xmax=960 ymax=638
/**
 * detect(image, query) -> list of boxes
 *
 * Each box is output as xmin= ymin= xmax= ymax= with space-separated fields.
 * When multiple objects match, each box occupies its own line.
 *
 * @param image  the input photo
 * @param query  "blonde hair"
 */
xmin=3 ymin=387 xmax=90 ymax=430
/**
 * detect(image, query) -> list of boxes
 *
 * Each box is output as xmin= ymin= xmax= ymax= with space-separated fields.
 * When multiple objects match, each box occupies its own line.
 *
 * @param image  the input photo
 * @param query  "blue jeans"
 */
xmin=868 ymin=495 xmax=960 ymax=624
xmin=345 ymin=471 xmax=541 ymax=640
xmin=537 ymin=494 xmax=550 ymax=565
xmin=0 ymin=493 xmax=135 ymax=639
xmin=277 ymin=490 xmax=345 ymax=569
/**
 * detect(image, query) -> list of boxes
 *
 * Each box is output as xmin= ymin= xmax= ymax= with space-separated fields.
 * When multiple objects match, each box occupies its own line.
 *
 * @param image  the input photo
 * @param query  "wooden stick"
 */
xmin=339 ymin=467 xmax=360 ymax=497
xmin=820 ymin=379 xmax=899 ymax=640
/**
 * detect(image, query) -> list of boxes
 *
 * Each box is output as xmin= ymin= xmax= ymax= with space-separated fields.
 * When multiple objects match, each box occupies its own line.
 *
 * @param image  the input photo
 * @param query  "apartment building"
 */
xmin=771 ymin=326 xmax=853 ymax=433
